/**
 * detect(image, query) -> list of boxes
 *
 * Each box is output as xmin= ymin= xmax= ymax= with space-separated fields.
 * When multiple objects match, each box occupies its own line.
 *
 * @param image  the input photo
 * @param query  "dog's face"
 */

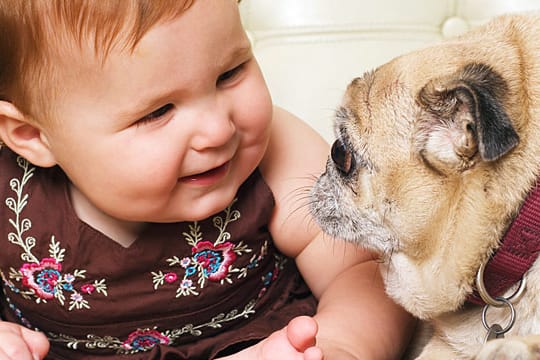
xmin=310 ymin=24 xmax=535 ymax=319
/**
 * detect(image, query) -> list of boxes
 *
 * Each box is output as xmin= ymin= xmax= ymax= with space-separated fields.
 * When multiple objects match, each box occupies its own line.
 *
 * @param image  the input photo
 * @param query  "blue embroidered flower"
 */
xmin=185 ymin=266 xmax=196 ymax=277
xmin=194 ymin=250 xmax=222 ymax=276
xmin=62 ymin=283 xmax=74 ymax=291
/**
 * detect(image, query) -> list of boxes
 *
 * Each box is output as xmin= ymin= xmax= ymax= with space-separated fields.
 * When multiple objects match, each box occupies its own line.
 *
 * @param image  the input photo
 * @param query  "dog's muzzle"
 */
xmin=331 ymin=139 xmax=356 ymax=176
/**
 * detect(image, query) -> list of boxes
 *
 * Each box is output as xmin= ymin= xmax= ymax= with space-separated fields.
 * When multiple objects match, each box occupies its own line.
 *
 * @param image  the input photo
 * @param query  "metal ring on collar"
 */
xmin=475 ymin=261 xmax=527 ymax=307
xmin=481 ymin=297 xmax=516 ymax=335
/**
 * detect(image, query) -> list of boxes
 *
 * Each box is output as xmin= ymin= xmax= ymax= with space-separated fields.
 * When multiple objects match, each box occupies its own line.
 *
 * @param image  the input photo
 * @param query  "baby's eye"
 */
xmin=137 ymin=103 xmax=174 ymax=126
xmin=217 ymin=63 xmax=245 ymax=85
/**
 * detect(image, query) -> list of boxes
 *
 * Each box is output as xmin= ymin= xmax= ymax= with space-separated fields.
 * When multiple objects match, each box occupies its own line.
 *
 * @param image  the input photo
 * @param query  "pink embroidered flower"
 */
xmin=180 ymin=257 xmax=191 ymax=268
xmin=192 ymin=241 xmax=237 ymax=281
xmin=122 ymin=329 xmax=170 ymax=351
xmin=80 ymin=284 xmax=95 ymax=294
xmin=180 ymin=279 xmax=193 ymax=289
xmin=20 ymin=258 xmax=62 ymax=299
xmin=164 ymin=272 xmax=177 ymax=284
xmin=70 ymin=292 xmax=83 ymax=302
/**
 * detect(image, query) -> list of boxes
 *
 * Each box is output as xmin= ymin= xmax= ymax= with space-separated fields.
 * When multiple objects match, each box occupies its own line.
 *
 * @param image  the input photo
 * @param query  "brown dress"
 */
xmin=0 ymin=146 xmax=317 ymax=359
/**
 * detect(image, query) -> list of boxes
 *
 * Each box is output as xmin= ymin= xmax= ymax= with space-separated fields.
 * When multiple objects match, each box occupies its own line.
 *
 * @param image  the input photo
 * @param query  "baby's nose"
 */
xmin=191 ymin=114 xmax=236 ymax=151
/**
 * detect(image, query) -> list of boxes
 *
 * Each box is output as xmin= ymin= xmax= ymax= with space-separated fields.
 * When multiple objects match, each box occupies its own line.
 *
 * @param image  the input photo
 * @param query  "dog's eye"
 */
xmin=331 ymin=139 xmax=355 ymax=175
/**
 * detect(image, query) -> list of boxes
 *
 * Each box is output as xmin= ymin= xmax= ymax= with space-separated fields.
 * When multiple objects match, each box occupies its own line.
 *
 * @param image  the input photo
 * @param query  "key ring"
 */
xmin=481 ymin=296 xmax=516 ymax=336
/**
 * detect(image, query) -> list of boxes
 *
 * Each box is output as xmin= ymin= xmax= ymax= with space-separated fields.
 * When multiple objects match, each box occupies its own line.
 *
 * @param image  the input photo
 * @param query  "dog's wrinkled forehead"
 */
xmin=339 ymin=70 xmax=377 ymax=130
xmin=333 ymin=68 xmax=417 ymax=171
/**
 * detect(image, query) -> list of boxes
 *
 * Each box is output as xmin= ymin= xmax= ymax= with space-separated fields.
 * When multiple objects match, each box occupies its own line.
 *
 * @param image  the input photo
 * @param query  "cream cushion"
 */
xmin=240 ymin=0 xmax=540 ymax=142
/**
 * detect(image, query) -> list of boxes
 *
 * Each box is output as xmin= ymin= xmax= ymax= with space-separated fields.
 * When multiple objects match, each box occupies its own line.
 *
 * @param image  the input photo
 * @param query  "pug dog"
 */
xmin=310 ymin=14 xmax=540 ymax=359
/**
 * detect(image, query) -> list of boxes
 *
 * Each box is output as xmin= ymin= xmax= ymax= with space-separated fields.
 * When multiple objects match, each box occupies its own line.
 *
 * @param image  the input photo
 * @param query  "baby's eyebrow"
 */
xmin=218 ymin=44 xmax=252 ymax=68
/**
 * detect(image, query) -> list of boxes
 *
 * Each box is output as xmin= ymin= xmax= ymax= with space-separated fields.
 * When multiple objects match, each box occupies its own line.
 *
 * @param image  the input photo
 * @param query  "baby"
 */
xmin=0 ymin=0 xmax=413 ymax=359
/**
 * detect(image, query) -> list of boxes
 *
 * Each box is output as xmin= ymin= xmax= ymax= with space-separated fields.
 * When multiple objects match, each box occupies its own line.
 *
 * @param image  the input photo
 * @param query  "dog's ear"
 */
xmin=415 ymin=63 xmax=519 ymax=173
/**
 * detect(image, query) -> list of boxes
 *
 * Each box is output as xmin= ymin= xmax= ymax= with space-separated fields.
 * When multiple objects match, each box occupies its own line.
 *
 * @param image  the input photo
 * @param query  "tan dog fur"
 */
xmin=310 ymin=14 xmax=540 ymax=359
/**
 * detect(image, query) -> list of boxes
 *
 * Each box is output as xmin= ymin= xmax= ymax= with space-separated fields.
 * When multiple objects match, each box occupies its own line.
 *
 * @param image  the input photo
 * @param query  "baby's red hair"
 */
xmin=0 ymin=0 xmax=195 ymax=122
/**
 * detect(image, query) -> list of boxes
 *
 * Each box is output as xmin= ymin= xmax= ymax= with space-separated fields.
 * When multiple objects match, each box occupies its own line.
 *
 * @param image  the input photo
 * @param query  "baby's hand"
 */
xmin=0 ymin=321 xmax=49 ymax=359
xmin=218 ymin=316 xmax=322 ymax=360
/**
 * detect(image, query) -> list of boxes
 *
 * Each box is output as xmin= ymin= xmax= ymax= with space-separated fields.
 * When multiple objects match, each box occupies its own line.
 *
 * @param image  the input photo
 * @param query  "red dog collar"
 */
xmin=467 ymin=180 xmax=540 ymax=305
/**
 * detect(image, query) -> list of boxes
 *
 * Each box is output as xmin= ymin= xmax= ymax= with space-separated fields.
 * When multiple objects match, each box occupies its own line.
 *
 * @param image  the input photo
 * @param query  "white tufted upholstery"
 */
xmin=240 ymin=0 xmax=540 ymax=142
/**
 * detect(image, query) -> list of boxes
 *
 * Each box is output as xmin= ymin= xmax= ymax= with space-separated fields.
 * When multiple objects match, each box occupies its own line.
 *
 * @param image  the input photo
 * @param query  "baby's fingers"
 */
xmin=0 ymin=324 xmax=49 ymax=360
xmin=21 ymin=327 xmax=49 ymax=359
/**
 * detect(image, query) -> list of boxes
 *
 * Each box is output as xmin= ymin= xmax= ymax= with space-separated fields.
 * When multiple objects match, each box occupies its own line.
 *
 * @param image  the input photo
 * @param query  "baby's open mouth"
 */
xmin=179 ymin=162 xmax=230 ymax=184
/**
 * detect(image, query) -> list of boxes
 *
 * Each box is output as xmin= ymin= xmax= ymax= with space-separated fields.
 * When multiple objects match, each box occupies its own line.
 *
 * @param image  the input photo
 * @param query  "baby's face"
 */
xmin=41 ymin=0 xmax=272 ymax=223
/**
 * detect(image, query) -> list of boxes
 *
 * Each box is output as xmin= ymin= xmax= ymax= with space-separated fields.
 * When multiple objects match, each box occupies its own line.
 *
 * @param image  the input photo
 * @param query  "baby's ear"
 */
xmin=0 ymin=101 xmax=56 ymax=167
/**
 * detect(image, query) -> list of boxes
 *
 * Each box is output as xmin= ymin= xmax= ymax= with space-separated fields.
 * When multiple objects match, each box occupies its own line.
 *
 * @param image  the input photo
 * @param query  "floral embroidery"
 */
xmin=3 ymin=156 xmax=108 ymax=310
xmin=191 ymin=241 xmax=237 ymax=281
xmin=43 ymin=252 xmax=287 ymax=354
xmin=46 ymin=300 xmax=257 ymax=354
xmin=80 ymin=284 xmax=96 ymax=294
xmin=151 ymin=200 xmax=271 ymax=298
xmin=20 ymin=258 xmax=62 ymax=299
xmin=122 ymin=329 xmax=170 ymax=351
xmin=258 ymin=254 xmax=286 ymax=298
xmin=164 ymin=272 xmax=178 ymax=283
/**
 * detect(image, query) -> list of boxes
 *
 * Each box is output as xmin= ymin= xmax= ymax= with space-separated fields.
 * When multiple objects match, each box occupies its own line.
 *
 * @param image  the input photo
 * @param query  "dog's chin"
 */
xmin=310 ymin=168 xmax=397 ymax=257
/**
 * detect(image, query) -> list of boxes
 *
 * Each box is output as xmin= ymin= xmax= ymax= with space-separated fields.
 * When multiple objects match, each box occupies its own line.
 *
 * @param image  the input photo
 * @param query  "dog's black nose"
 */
xmin=331 ymin=139 xmax=355 ymax=175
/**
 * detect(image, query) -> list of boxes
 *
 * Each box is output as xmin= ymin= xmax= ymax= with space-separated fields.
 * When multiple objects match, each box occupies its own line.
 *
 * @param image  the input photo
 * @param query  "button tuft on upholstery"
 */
xmin=441 ymin=16 xmax=470 ymax=38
